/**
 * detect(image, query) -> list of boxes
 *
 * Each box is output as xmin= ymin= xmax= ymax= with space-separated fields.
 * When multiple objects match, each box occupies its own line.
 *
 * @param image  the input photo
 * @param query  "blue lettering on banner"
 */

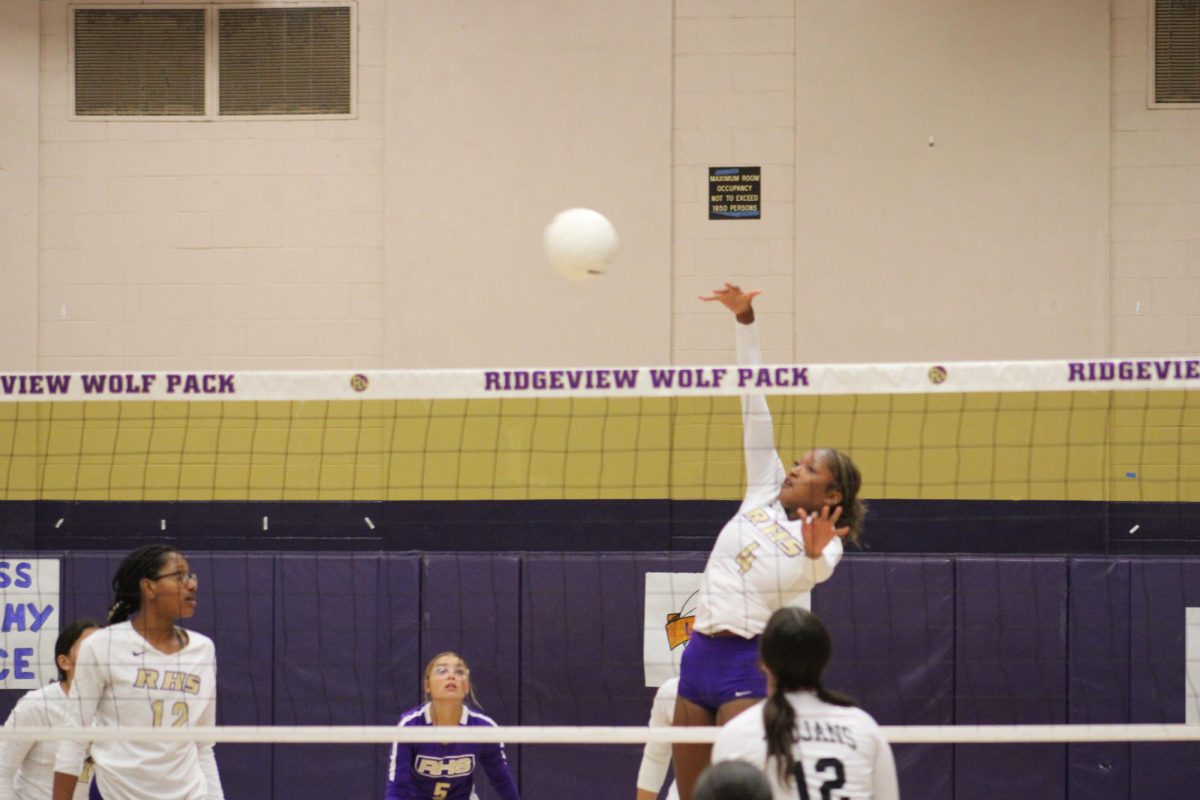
xmin=2 ymin=603 xmax=55 ymax=633
xmin=0 ymin=648 xmax=35 ymax=681
xmin=0 ymin=562 xmax=34 ymax=589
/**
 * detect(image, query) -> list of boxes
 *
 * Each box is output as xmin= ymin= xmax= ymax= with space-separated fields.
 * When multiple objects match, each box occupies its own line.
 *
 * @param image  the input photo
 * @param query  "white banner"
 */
xmin=1 ymin=356 xmax=1199 ymax=402
xmin=642 ymin=572 xmax=817 ymax=688
xmin=643 ymin=572 xmax=701 ymax=688
xmin=0 ymin=559 xmax=61 ymax=689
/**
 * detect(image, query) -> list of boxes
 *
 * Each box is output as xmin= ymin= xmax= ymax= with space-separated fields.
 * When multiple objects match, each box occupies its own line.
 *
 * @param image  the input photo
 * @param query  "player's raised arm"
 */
xmin=698 ymin=282 xmax=759 ymax=324
xmin=699 ymin=284 xmax=784 ymax=503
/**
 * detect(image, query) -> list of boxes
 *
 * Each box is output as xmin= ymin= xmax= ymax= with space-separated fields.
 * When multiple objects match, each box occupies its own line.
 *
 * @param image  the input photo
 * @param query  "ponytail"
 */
xmin=821 ymin=448 xmax=866 ymax=545
xmin=109 ymin=544 xmax=177 ymax=624
xmin=107 ymin=598 xmax=134 ymax=624
xmin=763 ymin=685 xmax=798 ymax=784
xmin=759 ymin=607 xmax=857 ymax=787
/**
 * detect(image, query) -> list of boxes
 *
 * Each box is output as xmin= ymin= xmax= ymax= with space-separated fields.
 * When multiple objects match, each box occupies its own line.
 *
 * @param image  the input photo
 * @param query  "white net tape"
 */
xmin=2 ymin=723 xmax=1199 ymax=745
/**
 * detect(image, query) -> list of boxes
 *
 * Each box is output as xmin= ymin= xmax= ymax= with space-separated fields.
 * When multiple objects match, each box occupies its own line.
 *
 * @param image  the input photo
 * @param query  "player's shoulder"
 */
xmin=654 ymin=676 xmax=680 ymax=702
xmin=89 ymin=621 xmax=131 ymax=647
xmin=180 ymin=627 xmax=215 ymax=651
xmin=13 ymin=682 xmax=57 ymax=710
xmin=801 ymin=695 xmax=884 ymax=734
xmin=20 ymin=683 xmax=57 ymax=702
xmin=396 ymin=704 xmax=429 ymax=728
xmin=841 ymin=703 xmax=884 ymax=734
xmin=464 ymin=707 xmax=500 ymax=728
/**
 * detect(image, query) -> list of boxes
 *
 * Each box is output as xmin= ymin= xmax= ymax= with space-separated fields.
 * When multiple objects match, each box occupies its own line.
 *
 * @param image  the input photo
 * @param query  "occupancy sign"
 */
xmin=0 ymin=559 xmax=61 ymax=689
xmin=709 ymin=166 xmax=761 ymax=219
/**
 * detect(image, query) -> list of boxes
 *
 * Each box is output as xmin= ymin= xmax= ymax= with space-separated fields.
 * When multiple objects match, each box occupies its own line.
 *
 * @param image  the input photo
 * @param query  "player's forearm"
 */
xmin=737 ymin=320 xmax=783 ymax=493
xmin=483 ymin=757 xmax=521 ymax=800
xmin=636 ymin=789 xmax=659 ymax=800
xmin=198 ymin=745 xmax=224 ymax=800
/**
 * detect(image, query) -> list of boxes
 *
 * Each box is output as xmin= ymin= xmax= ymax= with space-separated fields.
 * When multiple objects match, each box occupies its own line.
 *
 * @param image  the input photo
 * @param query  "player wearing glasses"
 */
xmin=52 ymin=544 xmax=224 ymax=800
xmin=385 ymin=652 xmax=520 ymax=800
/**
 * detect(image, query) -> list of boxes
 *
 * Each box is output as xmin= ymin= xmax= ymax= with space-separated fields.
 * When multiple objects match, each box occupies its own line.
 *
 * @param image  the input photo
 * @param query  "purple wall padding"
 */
xmin=1129 ymin=560 xmax=1200 ymax=798
xmin=420 ymin=554 xmax=521 ymax=800
xmin=1068 ymin=558 xmax=1131 ymax=800
xmin=954 ymin=558 xmax=1068 ymax=799
xmin=816 ymin=556 xmax=955 ymax=800
xmin=519 ymin=553 xmax=704 ymax=800
xmin=272 ymin=554 xmax=382 ymax=799
xmin=6 ymin=551 xmax=1200 ymax=799
xmin=376 ymin=554 xmax=423 ymax=792
xmin=192 ymin=554 xmax=274 ymax=798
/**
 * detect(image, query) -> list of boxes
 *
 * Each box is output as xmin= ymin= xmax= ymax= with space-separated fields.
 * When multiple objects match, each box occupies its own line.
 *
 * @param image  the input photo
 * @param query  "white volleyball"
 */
xmin=543 ymin=208 xmax=618 ymax=281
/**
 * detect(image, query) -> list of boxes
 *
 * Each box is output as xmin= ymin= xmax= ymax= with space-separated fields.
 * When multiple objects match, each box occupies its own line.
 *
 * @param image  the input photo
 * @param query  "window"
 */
xmin=1154 ymin=0 xmax=1200 ymax=105
xmin=71 ymin=4 xmax=354 ymax=119
xmin=220 ymin=7 xmax=352 ymax=115
xmin=74 ymin=9 xmax=206 ymax=116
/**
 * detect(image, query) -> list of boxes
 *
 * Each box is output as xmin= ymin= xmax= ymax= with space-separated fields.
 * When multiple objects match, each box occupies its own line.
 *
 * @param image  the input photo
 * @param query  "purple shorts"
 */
xmin=677 ymin=631 xmax=766 ymax=712
xmin=89 ymin=781 xmax=103 ymax=800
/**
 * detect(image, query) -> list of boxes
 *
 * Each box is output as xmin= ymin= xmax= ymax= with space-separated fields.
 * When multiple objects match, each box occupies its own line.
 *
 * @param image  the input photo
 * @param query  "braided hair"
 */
xmin=760 ymin=606 xmax=855 ymax=786
xmin=108 ymin=544 xmax=178 ymax=625
xmin=54 ymin=617 xmax=101 ymax=682
xmin=817 ymin=448 xmax=866 ymax=545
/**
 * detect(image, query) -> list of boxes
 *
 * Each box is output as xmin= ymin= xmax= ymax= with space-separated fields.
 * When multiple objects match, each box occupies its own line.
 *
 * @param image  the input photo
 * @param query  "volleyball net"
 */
xmin=1 ymin=357 xmax=1199 ymax=798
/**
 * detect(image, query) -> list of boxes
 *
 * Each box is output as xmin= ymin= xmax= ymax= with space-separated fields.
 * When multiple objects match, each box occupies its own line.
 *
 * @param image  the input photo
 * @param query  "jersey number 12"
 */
xmin=793 ymin=757 xmax=846 ymax=800
xmin=150 ymin=699 xmax=189 ymax=727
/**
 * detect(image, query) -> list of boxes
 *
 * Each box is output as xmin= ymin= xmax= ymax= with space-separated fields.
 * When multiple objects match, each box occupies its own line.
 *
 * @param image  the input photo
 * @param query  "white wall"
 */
xmin=671 ymin=0 xmax=800 ymax=366
xmin=382 ymin=0 xmax=673 ymax=368
xmin=1111 ymin=0 xmax=1200 ymax=354
xmin=787 ymin=0 xmax=1110 ymax=363
xmin=672 ymin=0 xmax=1112 ymax=366
xmin=0 ymin=0 xmax=1195 ymax=371
xmin=0 ymin=0 xmax=40 ymax=370
xmin=34 ymin=0 xmax=388 ymax=371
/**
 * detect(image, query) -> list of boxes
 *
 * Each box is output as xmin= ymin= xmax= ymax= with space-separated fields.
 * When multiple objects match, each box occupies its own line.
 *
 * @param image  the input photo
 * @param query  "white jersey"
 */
xmin=0 ymin=683 xmax=91 ymax=800
xmin=54 ymin=622 xmax=224 ymax=800
xmin=694 ymin=321 xmax=842 ymax=637
xmin=635 ymin=677 xmax=680 ymax=800
xmin=712 ymin=691 xmax=899 ymax=800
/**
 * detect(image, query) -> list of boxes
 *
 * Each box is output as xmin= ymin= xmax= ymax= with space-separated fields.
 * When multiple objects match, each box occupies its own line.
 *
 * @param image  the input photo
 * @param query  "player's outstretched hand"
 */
xmin=699 ymin=282 xmax=760 ymax=319
xmin=800 ymin=505 xmax=849 ymax=558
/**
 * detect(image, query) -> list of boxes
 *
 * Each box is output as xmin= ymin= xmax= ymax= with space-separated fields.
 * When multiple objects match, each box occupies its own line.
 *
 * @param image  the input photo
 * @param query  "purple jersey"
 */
xmin=385 ymin=704 xmax=520 ymax=800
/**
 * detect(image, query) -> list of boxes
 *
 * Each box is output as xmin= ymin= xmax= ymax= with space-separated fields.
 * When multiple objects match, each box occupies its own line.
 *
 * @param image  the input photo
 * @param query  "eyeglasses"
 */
xmin=431 ymin=665 xmax=469 ymax=678
xmin=152 ymin=570 xmax=198 ymax=586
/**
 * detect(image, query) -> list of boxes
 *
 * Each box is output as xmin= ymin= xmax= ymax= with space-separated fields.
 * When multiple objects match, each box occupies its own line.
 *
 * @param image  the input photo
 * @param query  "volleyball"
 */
xmin=543 ymin=208 xmax=618 ymax=281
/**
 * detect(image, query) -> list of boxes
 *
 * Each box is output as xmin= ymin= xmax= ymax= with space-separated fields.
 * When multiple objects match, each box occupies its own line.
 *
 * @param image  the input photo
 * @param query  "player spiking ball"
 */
xmin=670 ymin=283 xmax=867 ymax=800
